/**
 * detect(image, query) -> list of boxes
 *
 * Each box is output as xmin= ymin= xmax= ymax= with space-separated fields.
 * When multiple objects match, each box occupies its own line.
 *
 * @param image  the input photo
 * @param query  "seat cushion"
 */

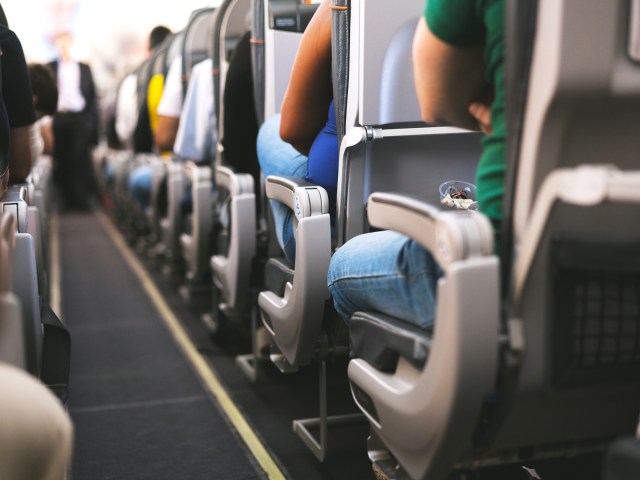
xmin=350 ymin=312 xmax=432 ymax=373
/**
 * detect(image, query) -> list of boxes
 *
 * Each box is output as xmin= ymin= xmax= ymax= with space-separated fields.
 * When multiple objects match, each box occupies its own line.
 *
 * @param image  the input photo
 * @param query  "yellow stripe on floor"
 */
xmin=96 ymin=211 xmax=286 ymax=480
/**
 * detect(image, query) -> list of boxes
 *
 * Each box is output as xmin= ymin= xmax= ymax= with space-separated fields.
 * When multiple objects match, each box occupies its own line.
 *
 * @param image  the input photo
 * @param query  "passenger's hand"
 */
xmin=468 ymin=101 xmax=492 ymax=135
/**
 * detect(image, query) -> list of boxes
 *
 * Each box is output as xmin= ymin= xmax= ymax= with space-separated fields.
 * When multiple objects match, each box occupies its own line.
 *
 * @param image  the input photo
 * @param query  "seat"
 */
xmin=214 ymin=0 xmax=318 ymax=378
xmin=256 ymin=0 xmax=479 ymax=461
xmin=1 ymin=186 xmax=42 ymax=375
xmin=159 ymin=8 xmax=216 ymax=271
xmin=0 ymin=212 xmax=25 ymax=368
xmin=347 ymin=1 xmax=640 ymax=478
xmin=258 ymin=0 xmax=481 ymax=370
xmin=143 ymin=34 xmax=181 ymax=245
xmin=1 ymin=185 xmax=71 ymax=402
xmin=179 ymin=0 xmax=253 ymax=291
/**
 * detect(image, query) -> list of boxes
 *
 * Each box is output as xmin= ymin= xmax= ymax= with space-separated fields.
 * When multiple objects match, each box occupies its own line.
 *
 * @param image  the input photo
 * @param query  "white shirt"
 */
xmin=57 ymin=60 xmax=86 ymax=112
xmin=157 ymin=55 xmax=183 ymax=118
xmin=173 ymin=58 xmax=216 ymax=161
xmin=115 ymin=73 xmax=138 ymax=146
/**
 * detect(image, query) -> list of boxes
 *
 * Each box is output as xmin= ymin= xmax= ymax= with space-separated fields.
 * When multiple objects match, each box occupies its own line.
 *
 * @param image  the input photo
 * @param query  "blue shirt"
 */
xmin=305 ymin=100 xmax=338 ymax=214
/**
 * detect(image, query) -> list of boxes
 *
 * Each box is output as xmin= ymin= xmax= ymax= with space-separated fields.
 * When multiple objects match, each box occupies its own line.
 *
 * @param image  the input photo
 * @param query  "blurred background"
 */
xmin=3 ymin=0 xmax=222 ymax=96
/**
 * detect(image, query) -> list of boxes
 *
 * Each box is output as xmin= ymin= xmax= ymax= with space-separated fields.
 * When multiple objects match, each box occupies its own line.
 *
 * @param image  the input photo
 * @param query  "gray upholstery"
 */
xmin=213 ymin=0 xmax=252 ymax=168
xmin=0 ymin=213 xmax=25 ymax=369
xmin=378 ymin=18 xmax=423 ymax=125
xmin=331 ymin=0 xmax=349 ymax=141
xmin=12 ymin=233 xmax=42 ymax=376
xmin=182 ymin=7 xmax=216 ymax=94
xmin=264 ymin=0 xmax=309 ymax=118
xmin=166 ymin=31 xmax=185 ymax=74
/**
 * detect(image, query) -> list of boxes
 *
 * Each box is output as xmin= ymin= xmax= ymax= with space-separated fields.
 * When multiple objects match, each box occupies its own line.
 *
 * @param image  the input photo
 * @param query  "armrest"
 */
xmin=367 ymin=192 xmax=493 ymax=268
xmin=0 ymin=213 xmax=16 ymax=293
xmin=0 ymin=185 xmax=29 ymax=233
xmin=264 ymin=175 xmax=329 ymax=218
xmin=184 ymin=161 xmax=212 ymax=184
xmin=215 ymin=166 xmax=255 ymax=197
xmin=258 ymin=176 xmax=331 ymax=366
xmin=350 ymin=312 xmax=432 ymax=373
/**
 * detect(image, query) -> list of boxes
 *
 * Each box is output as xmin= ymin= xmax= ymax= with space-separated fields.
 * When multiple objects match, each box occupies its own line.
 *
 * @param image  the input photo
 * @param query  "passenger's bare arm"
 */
xmin=155 ymin=115 xmax=180 ymax=153
xmin=279 ymin=0 xmax=333 ymax=155
xmin=412 ymin=17 xmax=487 ymax=131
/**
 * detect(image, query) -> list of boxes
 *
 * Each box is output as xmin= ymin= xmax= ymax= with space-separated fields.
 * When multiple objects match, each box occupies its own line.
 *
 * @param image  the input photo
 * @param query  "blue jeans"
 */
xmin=128 ymin=164 xmax=152 ymax=209
xmin=327 ymin=230 xmax=441 ymax=328
xmin=257 ymin=114 xmax=307 ymax=264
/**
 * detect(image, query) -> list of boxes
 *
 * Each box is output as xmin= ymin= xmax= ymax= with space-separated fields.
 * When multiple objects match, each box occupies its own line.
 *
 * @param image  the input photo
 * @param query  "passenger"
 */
xmin=221 ymin=30 xmax=260 ymax=195
xmin=257 ymin=0 xmax=337 ymax=264
xmin=128 ymin=26 xmax=174 ymax=210
xmin=172 ymin=56 xmax=215 ymax=163
xmin=48 ymin=31 xmax=99 ymax=210
xmin=148 ymin=25 xmax=171 ymax=54
xmin=0 ymin=362 xmax=73 ymax=480
xmin=115 ymin=71 xmax=139 ymax=148
xmin=154 ymin=53 xmax=183 ymax=153
xmin=0 ymin=22 xmax=37 ymax=196
xmin=28 ymin=64 xmax=59 ymax=158
xmin=327 ymin=0 xmax=504 ymax=327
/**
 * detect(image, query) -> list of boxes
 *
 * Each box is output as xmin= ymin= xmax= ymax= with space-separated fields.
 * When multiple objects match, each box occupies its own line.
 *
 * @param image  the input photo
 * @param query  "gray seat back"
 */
xmin=337 ymin=0 xmax=481 ymax=245
xmin=166 ymin=31 xmax=185 ymax=76
xmin=264 ymin=0 xmax=317 ymax=118
xmin=331 ymin=0 xmax=349 ymax=142
xmin=182 ymin=7 xmax=216 ymax=98
xmin=0 ymin=212 xmax=25 ymax=369
xmin=251 ymin=0 xmax=266 ymax=125
xmin=496 ymin=0 xmax=640 ymax=453
xmin=213 ymin=0 xmax=252 ymax=165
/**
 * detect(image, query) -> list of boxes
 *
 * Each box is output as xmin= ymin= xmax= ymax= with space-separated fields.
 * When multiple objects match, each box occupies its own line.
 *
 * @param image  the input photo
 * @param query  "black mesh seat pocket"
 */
xmin=551 ymin=236 xmax=640 ymax=387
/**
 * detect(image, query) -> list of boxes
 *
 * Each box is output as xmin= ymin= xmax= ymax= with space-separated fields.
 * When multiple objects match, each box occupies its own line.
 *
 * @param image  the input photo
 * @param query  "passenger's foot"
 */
xmin=255 ymin=326 xmax=272 ymax=358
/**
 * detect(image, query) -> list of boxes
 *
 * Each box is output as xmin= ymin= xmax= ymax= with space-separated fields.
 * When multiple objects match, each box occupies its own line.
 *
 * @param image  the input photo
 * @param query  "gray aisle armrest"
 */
xmin=180 ymin=162 xmax=214 ymax=282
xmin=258 ymin=175 xmax=332 ymax=366
xmin=211 ymin=166 xmax=256 ymax=310
xmin=349 ymin=191 xmax=499 ymax=480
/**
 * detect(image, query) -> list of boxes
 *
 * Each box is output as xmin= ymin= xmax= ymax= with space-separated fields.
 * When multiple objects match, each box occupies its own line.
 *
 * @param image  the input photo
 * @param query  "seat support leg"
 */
xmin=292 ymin=358 xmax=365 ymax=462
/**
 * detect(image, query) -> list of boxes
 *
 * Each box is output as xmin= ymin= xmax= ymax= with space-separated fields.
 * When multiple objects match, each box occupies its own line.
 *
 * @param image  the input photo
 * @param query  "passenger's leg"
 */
xmin=0 ymin=363 xmax=72 ymax=480
xmin=256 ymin=114 xmax=307 ymax=264
xmin=327 ymin=230 xmax=441 ymax=329
xmin=128 ymin=164 xmax=153 ymax=209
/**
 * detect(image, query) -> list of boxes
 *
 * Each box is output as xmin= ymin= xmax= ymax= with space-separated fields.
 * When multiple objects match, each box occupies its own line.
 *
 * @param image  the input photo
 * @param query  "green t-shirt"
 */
xmin=425 ymin=0 xmax=505 ymax=243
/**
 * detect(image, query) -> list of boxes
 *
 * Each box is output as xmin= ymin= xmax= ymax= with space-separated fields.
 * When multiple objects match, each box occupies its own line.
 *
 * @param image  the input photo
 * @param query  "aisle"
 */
xmin=59 ymin=212 xmax=267 ymax=480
